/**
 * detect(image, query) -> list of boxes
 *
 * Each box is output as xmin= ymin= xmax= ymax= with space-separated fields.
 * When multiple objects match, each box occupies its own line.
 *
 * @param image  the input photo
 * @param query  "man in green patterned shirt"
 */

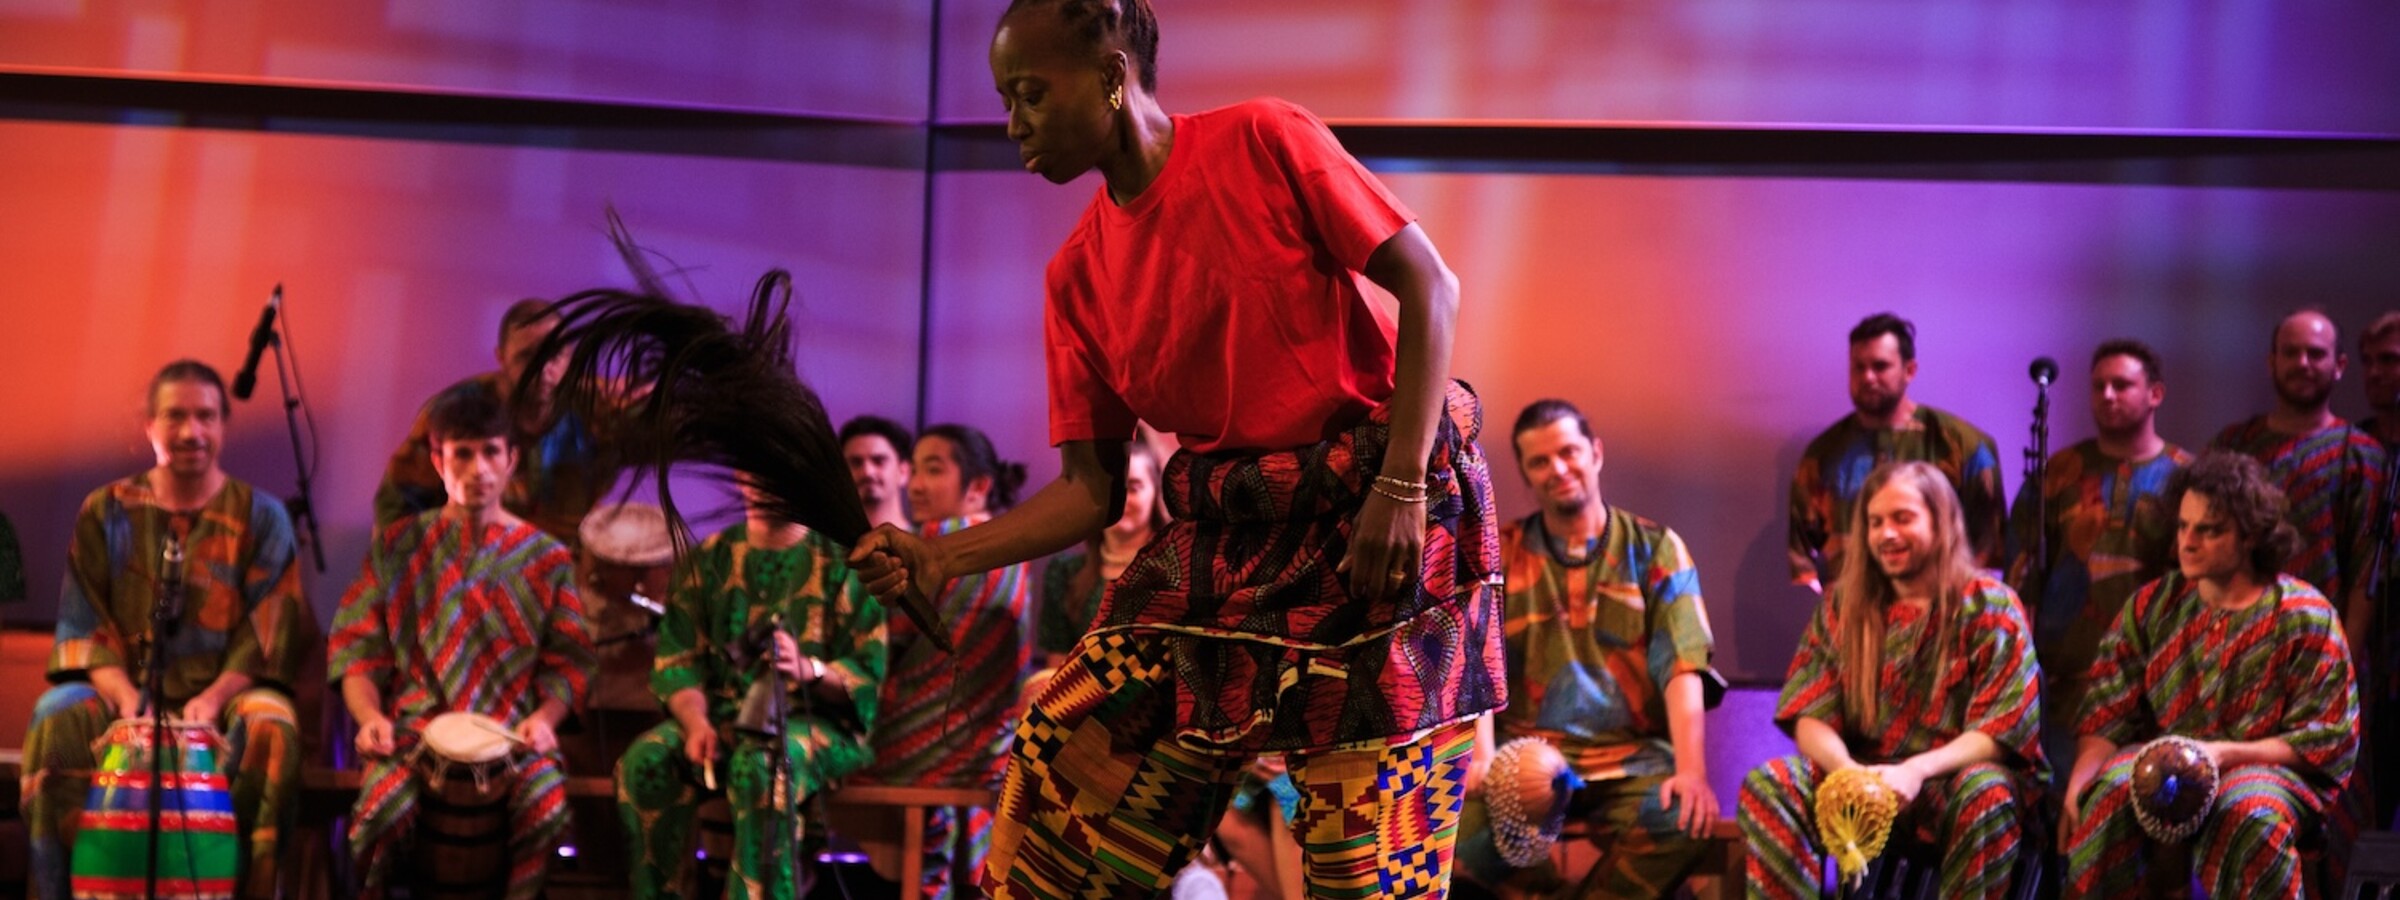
xmin=23 ymin=360 xmax=313 ymax=900
xmin=616 ymin=476 xmax=889 ymax=900
xmin=1789 ymin=312 xmax=2007 ymax=595
xmin=1461 ymin=399 xmax=1724 ymax=899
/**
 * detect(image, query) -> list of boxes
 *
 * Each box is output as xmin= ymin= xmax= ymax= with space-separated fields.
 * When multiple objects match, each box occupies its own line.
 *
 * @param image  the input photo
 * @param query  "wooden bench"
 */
xmin=1552 ymin=816 xmax=1745 ymax=900
xmin=297 ymin=766 xmax=996 ymax=895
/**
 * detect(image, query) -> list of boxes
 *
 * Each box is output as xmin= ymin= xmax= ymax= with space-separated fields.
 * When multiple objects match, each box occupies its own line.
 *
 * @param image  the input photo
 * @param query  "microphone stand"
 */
xmin=732 ymin=614 xmax=798 ymax=886
xmin=145 ymin=537 xmax=186 ymax=900
xmin=264 ymin=315 xmax=325 ymax=573
xmin=2024 ymin=377 xmax=2053 ymax=590
xmin=764 ymin=614 xmax=799 ymax=889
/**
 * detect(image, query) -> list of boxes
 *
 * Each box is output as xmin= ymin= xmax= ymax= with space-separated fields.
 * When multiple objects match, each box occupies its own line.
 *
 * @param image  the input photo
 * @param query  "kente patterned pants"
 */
xmin=984 ymin=631 xmax=1475 ymax=900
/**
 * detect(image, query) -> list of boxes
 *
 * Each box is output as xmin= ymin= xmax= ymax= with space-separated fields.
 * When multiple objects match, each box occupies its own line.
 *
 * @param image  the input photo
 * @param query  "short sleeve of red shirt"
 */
xmin=1264 ymin=100 xmax=1414 ymax=273
xmin=1044 ymin=297 xmax=1138 ymax=448
xmin=1043 ymin=98 xmax=1416 ymax=452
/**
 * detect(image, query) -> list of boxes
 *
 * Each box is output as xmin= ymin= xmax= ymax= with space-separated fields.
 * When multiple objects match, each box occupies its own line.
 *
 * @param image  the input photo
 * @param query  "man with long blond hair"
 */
xmin=1739 ymin=460 xmax=2046 ymax=899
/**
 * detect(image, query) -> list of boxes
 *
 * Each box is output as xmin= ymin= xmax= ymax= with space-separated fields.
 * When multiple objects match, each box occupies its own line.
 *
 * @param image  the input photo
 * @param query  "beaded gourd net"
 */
xmin=2131 ymin=735 xmax=2220 ymax=843
xmin=1484 ymin=737 xmax=1579 ymax=867
xmin=1815 ymin=767 xmax=1899 ymax=890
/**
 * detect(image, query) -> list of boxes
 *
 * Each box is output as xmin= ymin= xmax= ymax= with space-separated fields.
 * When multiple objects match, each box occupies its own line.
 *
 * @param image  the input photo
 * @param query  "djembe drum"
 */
xmin=70 ymin=718 xmax=237 ymax=900
xmin=409 ymin=712 xmax=527 ymax=899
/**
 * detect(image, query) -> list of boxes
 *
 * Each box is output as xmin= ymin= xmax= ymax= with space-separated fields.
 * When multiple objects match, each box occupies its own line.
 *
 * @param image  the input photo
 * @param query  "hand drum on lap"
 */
xmin=1815 ymin=766 xmax=1898 ymax=890
xmin=2131 ymin=735 xmax=2219 ymax=843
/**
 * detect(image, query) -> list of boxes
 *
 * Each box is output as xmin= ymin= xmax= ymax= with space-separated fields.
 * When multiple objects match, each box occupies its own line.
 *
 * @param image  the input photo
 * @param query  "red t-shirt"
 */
xmin=1043 ymin=97 xmax=1415 ymax=453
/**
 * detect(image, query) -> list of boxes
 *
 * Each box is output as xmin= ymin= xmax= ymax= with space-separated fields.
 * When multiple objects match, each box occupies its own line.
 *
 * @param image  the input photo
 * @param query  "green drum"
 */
xmin=70 ymin=718 xmax=238 ymax=900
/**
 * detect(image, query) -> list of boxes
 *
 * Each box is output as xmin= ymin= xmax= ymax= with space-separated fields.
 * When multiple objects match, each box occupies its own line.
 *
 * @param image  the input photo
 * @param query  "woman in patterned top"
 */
xmin=1035 ymin=438 xmax=1166 ymax=667
xmin=863 ymin=423 xmax=1033 ymax=900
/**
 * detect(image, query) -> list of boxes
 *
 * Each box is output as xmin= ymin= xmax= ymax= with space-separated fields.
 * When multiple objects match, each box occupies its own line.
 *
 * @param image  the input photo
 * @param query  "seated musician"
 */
xmin=615 ymin=474 xmax=888 ymax=899
xmin=1737 ymin=461 xmax=2046 ymax=899
xmin=858 ymin=423 xmax=1032 ymax=899
xmin=21 ymin=360 xmax=313 ymax=900
xmin=328 ymin=380 xmax=597 ymax=900
xmin=2062 ymin=450 xmax=2361 ymax=898
xmin=1463 ymin=399 xmax=1726 ymax=899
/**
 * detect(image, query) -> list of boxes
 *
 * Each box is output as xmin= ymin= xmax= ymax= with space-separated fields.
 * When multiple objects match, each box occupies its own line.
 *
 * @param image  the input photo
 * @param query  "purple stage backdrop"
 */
xmin=3 ymin=1 xmax=2397 ymax=685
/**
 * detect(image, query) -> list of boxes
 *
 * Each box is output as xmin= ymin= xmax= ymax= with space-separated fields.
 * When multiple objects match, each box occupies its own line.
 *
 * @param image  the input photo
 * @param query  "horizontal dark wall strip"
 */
xmin=934 ymin=120 xmax=2400 ymax=190
xmin=7 ymin=68 xmax=2397 ymax=188
xmin=0 ymin=68 xmax=928 ymax=168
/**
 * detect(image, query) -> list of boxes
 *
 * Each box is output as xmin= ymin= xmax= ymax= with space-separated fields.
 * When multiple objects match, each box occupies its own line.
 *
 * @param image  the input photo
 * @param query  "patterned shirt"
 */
xmin=1036 ymin=549 xmax=1104 ymax=658
xmin=1789 ymin=404 xmax=2007 ymax=588
xmin=652 ymin=523 xmax=887 ymax=762
xmin=53 ymin=474 xmax=312 ymax=699
xmin=1774 ymin=575 xmax=2046 ymax=776
xmin=371 ymin=371 xmax=621 ymax=545
xmin=2210 ymin=416 xmax=2386 ymax=602
xmin=2079 ymin=573 xmax=2358 ymax=795
xmin=1494 ymin=508 xmax=1723 ymax=782
xmin=328 ymin=511 xmax=594 ymax=732
xmin=862 ymin=514 xmax=1031 ymax=788
xmin=2005 ymin=440 xmax=2191 ymax=704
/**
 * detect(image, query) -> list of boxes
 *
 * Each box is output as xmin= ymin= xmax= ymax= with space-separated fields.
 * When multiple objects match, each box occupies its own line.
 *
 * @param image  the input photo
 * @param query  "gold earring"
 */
xmin=1109 ymin=85 xmax=1123 ymax=111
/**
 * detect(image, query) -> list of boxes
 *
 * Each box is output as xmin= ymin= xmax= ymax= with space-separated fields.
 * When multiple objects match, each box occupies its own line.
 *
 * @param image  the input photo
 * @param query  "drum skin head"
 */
xmin=581 ymin=502 xmax=674 ymax=567
xmin=422 ymin=712 xmax=516 ymax=764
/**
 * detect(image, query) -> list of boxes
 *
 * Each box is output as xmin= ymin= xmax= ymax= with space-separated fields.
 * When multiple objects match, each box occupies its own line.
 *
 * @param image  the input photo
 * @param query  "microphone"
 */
xmin=231 ymin=285 xmax=281 ymax=401
xmin=157 ymin=536 xmax=186 ymax=638
xmin=2029 ymin=356 xmax=2059 ymax=388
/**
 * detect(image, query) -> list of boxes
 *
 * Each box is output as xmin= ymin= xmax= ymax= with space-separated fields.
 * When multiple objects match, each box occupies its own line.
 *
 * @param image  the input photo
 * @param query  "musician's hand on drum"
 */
xmin=355 ymin=715 xmax=397 ymax=758
xmin=110 ymin=690 xmax=146 ymax=720
xmin=181 ymin=693 xmax=224 ymax=728
xmin=682 ymin=725 xmax=720 ymax=770
xmin=514 ymin=717 xmax=559 ymax=754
